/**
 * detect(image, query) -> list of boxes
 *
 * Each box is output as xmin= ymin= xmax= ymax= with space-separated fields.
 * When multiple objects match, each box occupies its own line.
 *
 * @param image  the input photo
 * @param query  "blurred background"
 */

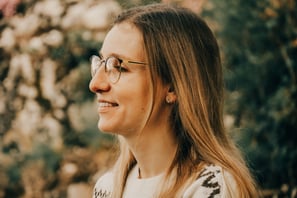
xmin=0 ymin=0 xmax=296 ymax=197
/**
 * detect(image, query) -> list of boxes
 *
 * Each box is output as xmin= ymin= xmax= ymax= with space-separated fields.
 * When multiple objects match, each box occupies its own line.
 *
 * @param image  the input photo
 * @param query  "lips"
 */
xmin=97 ymin=100 xmax=119 ymax=111
xmin=99 ymin=102 xmax=118 ymax=107
xmin=98 ymin=100 xmax=119 ymax=114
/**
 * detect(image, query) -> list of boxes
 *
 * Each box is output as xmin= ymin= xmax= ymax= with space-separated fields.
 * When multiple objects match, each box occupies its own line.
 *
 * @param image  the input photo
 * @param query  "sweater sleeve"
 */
xmin=182 ymin=165 xmax=239 ymax=198
xmin=93 ymin=172 xmax=113 ymax=198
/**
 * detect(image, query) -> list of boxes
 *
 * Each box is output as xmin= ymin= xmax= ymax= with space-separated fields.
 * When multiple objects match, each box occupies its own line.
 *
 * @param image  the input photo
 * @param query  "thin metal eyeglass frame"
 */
xmin=90 ymin=55 xmax=148 ymax=83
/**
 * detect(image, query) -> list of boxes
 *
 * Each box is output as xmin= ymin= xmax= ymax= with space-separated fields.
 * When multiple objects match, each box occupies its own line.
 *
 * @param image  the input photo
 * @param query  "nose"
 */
xmin=89 ymin=66 xmax=110 ymax=93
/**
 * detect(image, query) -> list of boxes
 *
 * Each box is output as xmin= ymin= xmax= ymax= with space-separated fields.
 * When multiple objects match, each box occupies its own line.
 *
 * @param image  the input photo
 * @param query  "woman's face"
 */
xmin=89 ymin=22 xmax=162 ymax=137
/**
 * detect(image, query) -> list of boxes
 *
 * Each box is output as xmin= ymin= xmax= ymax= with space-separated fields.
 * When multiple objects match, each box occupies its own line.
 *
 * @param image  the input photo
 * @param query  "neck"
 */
xmin=124 ymin=124 xmax=177 ymax=179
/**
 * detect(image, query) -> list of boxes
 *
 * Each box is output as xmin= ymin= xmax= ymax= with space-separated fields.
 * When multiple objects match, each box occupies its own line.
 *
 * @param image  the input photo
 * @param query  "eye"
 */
xmin=114 ymin=65 xmax=128 ymax=72
xmin=107 ymin=56 xmax=128 ymax=72
xmin=113 ymin=65 xmax=122 ymax=71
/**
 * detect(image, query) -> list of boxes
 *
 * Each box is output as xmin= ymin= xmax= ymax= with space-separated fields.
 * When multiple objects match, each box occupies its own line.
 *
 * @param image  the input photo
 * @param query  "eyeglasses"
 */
xmin=90 ymin=55 xmax=147 ymax=83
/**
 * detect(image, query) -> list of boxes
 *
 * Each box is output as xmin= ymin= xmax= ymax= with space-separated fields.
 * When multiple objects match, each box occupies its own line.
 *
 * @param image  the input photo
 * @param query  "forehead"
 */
xmin=100 ymin=23 xmax=145 ymax=60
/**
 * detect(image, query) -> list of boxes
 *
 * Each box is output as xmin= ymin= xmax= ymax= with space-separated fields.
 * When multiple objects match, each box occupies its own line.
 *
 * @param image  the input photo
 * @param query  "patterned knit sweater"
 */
xmin=93 ymin=164 xmax=238 ymax=198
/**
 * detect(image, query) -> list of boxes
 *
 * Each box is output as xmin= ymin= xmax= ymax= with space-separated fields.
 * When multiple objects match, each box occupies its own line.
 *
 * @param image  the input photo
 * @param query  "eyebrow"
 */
xmin=99 ymin=51 xmax=130 ymax=60
xmin=98 ymin=51 xmax=147 ymax=65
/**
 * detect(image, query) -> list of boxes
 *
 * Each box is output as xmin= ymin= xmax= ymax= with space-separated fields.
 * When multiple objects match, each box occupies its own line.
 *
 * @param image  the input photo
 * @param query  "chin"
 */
xmin=98 ymin=122 xmax=117 ymax=134
xmin=97 ymin=126 xmax=113 ymax=134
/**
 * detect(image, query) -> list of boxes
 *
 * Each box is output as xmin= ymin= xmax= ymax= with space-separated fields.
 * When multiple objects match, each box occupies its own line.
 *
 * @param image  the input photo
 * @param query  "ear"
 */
xmin=165 ymin=86 xmax=177 ymax=104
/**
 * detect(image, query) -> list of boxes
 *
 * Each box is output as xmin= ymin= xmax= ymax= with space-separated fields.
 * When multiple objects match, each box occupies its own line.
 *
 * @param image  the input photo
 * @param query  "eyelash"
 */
xmin=114 ymin=65 xmax=128 ymax=72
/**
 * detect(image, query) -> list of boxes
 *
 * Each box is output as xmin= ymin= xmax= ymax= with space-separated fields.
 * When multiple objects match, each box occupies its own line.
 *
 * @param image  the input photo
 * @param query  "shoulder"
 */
xmin=93 ymin=172 xmax=113 ymax=198
xmin=183 ymin=164 xmax=239 ymax=198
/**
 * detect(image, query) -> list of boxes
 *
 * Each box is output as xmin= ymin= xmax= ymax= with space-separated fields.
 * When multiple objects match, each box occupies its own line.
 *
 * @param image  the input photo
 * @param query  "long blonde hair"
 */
xmin=110 ymin=3 xmax=258 ymax=198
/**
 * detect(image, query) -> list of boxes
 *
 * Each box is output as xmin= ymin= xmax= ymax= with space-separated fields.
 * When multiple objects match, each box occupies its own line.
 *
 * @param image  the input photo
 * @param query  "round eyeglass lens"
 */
xmin=106 ymin=57 xmax=122 ymax=83
xmin=91 ymin=56 xmax=101 ymax=77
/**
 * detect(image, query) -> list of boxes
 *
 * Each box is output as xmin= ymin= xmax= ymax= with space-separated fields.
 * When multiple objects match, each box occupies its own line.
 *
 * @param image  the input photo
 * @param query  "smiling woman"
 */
xmin=89 ymin=3 xmax=259 ymax=198
xmin=89 ymin=22 xmax=153 ymax=136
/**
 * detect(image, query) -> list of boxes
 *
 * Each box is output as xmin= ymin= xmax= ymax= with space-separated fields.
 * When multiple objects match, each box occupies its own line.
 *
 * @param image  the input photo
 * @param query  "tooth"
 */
xmin=99 ymin=102 xmax=112 ymax=107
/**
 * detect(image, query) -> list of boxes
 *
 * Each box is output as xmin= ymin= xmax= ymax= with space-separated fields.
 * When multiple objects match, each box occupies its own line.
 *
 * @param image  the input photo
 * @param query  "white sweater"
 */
xmin=93 ymin=164 xmax=238 ymax=198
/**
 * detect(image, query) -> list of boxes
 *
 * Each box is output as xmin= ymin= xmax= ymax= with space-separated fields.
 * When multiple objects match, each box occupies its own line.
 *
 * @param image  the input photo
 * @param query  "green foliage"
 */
xmin=25 ymin=143 xmax=62 ymax=173
xmin=208 ymin=0 xmax=297 ymax=193
xmin=2 ymin=144 xmax=62 ymax=197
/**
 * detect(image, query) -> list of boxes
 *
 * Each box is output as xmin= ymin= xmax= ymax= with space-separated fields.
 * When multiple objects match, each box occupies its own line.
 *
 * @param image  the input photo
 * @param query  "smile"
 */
xmin=98 ymin=101 xmax=119 ymax=110
xmin=98 ymin=101 xmax=119 ymax=114
xmin=99 ymin=102 xmax=114 ymax=107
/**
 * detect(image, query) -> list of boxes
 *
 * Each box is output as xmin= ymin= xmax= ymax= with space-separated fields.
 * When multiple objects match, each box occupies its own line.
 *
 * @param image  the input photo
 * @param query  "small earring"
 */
xmin=166 ymin=96 xmax=172 ymax=104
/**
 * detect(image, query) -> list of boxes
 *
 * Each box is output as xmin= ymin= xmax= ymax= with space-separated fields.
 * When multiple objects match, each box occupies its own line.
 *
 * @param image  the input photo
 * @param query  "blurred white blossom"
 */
xmin=28 ymin=36 xmax=47 ymax=55
xmin=42 ymin=29 xmax=64 ymax=47
xmin=224 ymin=114 xmax=235 ymax=130
xmin=61 ymin=162 xmax=78 ymax=177
xmin=40 ymin=58 xmax=67 ymax=108
xmin=41 ymin=115 xmax=63 ymax=151
xmin=14 ymin=99 xmax=42 ymax=137
xmin=61 ymin=1 xmax=121 ymax=30
xmin=4 ymin=53 xmax=34 ymax=90
xmin=61 ymin=3 xmax=88 ymax=29
xmin=33 ymin=0 xmax=64 ymax=18
xmin=67 ymin=104 xmax=85 ymax=132
xmin=0 ymin=27 xmax=16 ymax=51
xmin=20 ymin=54 xmax=35 ymax=84
xmin=53 ymin=109 xmax=65 ymax=120
xmin=17 ymin=84 xmax=38 ymax=99
xmin=82 ymin=1 xmax=121 ymax=30
xmin=13 ymin=97 xmax=23 ymax=111
xmin=10 ymin=13 xmax=41 ymax=37
xmin=33 ymin=0 xmax=64 ymax=26
xmin=40 ymin=58 xmax=57 ymax=99
xmin=52 ymin=94 xmax=67 ymax=108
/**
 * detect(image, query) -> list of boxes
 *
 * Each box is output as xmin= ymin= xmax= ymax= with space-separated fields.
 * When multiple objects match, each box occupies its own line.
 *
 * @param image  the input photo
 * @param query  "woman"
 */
xmin=89 ymin=3 xmax=258 ymax=198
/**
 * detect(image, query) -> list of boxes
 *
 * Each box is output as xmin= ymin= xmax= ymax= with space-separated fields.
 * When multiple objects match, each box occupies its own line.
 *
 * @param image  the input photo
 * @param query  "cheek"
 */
xmin=123 ymin=78 xmax=152 ymax=114
xmin=122 ymin=72 xmax=152 ymax=101
xmin=127 ymin=85 xmax=151 ymax=110
xmin=113 ymin=68 xmax=152 ymax=118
